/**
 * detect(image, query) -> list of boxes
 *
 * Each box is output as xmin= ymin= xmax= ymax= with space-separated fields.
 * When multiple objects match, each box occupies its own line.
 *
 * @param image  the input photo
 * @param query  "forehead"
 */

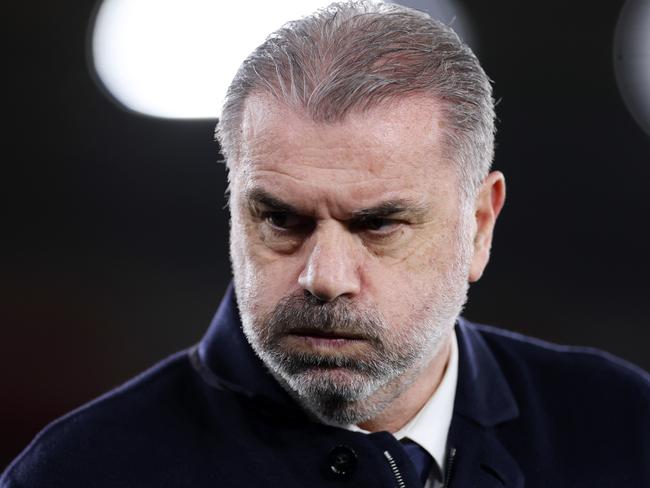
xmin=233 ymin=94 xmax=458 ymax=211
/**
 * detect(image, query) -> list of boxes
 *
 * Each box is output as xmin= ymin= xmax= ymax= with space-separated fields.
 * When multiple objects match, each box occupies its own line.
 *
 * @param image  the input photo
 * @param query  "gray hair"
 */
xmin=216 ymin=0 xmax=495 ymax=198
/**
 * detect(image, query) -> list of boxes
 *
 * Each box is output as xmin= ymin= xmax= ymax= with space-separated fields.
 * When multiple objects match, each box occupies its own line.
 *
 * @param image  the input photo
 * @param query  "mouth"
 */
xmin=285 ymin=329 xmax=367 ymax=349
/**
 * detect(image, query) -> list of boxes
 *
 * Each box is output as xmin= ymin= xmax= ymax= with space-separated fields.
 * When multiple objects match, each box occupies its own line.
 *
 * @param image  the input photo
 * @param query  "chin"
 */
xmin=287 ymin=366 xmax=417 ymax=426
xmin=284 ymin=371 xmax=387 ymax=424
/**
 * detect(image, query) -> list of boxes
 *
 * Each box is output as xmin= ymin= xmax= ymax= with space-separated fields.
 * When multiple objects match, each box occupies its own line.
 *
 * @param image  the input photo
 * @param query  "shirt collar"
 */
xmin=394 ymin=331 xmax=458 ymax=471
xmin=345 ymin=331 xmax=459 ymax=473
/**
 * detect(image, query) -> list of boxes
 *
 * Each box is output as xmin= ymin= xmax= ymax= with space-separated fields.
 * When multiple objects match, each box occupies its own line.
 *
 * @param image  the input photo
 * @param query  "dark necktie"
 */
xmin=400 ymin=438 xmax=434 ymax=486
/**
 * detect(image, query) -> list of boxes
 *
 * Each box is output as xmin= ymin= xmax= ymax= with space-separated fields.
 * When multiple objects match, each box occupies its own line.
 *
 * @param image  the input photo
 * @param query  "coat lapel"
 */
xmin=446 ymin=319 xmax=524 ymax=487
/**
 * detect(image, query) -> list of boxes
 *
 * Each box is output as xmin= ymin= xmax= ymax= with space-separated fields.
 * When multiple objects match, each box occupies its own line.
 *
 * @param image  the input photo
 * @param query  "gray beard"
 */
xmin=241 ymin=289 xmax=465 ymax=425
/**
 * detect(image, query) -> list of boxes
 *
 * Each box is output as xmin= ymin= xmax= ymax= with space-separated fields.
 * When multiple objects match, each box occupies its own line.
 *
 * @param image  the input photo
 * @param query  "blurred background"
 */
xmin=3 ymin=0 xmax=649 ymax=470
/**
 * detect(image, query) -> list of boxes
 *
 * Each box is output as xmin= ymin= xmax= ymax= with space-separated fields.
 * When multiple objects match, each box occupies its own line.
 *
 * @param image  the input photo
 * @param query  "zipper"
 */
xmin=383 ymin=450 xmax=407 ymax=488
xmin=442 ymin=447 xmax=457 ymax=488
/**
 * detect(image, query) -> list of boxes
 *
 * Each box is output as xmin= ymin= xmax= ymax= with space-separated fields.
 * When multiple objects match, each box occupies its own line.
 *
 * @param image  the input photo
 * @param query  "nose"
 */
xmin=298 ymin=222 xmax=361 ymax=302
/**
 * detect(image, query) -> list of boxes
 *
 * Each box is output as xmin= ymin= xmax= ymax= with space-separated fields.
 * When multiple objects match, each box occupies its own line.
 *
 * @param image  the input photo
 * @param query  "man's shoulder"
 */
xmin=1 ymin=349 xmax=203 ymax=486
xmin=456 ymin=319 xmax=650 ymax=485
xmin=461 ymin=318 xmax=650 ymax=405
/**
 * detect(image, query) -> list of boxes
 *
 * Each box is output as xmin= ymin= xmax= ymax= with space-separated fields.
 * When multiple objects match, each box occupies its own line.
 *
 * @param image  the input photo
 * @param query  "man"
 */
xmin=3 ymin=1 xmax=649 ymax=487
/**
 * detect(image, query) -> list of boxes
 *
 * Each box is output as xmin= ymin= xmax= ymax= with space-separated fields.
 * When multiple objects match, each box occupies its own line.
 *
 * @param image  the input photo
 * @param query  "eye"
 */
xmin=356 ymin=217 xmax=400 ymax=235
xmin=264 ymin=212 xmax=311 ymax=231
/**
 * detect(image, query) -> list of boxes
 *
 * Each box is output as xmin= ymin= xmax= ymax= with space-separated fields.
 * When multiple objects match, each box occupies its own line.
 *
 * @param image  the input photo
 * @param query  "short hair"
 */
xmin=216 ymin=0 xmax=495 ymax=198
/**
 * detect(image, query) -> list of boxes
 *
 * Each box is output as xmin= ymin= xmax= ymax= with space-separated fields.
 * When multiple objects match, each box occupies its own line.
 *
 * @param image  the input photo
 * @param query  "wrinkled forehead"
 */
xmin=227 ymin=94 xmax=463 ymax=215
xmin=235 ymin=93 xmax=451 ymax=174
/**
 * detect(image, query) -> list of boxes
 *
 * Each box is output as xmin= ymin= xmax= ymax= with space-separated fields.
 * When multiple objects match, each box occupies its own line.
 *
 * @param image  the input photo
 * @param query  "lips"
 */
xmin=283 ymin=329 xmax=368 ymax=351
xmin=288 ymin=328 xmax=365 ymax=341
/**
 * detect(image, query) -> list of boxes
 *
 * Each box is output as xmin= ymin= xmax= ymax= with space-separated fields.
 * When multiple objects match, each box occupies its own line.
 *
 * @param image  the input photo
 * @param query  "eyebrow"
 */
xmin=245 ymin=187 xmax=428 ymax=219
xmin=351 ymin=200 xmax=427 ymax=220
xmin=246 ymin=188 xmax=299 ymax=214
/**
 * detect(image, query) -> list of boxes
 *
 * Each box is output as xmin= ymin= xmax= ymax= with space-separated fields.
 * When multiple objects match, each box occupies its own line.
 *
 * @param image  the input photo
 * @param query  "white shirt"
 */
xmin=346 ymin=332 xmax=459 ymax=488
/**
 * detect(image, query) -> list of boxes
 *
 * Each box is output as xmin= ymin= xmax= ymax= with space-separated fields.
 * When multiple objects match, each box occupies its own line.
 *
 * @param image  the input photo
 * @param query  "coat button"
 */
xmin=328 ymin=445 xmax=358 ymax=476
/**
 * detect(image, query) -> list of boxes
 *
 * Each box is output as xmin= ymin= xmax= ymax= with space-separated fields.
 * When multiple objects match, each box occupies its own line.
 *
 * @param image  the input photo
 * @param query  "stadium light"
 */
xmin=90 ymin=0 xmax=473 ymax=120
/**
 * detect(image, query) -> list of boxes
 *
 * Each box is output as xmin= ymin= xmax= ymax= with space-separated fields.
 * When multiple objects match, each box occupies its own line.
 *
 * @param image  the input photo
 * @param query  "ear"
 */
xmin=469 ymin=171 xmax=506 ymax=282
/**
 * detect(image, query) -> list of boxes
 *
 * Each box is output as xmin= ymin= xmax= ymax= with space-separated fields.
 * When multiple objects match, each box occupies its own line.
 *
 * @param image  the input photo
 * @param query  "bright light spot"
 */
xmin=91 ymin=0 xmax=333 ymax=119
xmin=614 ymin=0 xmax=650 ymax=135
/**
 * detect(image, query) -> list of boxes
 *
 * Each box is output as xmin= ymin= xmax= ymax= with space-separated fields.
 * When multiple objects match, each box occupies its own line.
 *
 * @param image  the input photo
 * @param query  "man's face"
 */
xmin=228 ymin=95 xmax=475 ymax=424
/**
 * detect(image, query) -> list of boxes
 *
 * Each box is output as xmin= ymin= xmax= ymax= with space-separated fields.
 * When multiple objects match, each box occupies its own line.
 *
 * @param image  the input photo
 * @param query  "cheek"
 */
xmin=230 ymin=209 xmax=304 ymax=309
xmin=361 ymin=234 xmax=461 ymax=316
xmin=385 ymin=230 xmax=457 ymax=278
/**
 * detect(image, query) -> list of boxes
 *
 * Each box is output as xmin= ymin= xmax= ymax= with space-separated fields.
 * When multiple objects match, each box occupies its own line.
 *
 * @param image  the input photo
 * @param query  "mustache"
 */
xmin=261 ymin=293 xmax=385 ymax=342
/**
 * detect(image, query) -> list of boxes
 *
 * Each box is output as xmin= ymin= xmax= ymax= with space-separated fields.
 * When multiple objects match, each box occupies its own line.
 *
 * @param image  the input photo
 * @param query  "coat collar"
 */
xmin=454 ymin=317 xmax=519 ymax=427
xmin=446 ymin=318 xmax=523 ymax=487
xmin=196 ymin=287 xmax=523 ymax=485
xmin=195 ymin=284 xmax=301 ymax=412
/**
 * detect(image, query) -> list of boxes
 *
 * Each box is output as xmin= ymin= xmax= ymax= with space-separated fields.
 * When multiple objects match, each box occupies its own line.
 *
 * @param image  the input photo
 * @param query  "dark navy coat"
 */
xmin=3 ymin=286 xmax=649 ymax=487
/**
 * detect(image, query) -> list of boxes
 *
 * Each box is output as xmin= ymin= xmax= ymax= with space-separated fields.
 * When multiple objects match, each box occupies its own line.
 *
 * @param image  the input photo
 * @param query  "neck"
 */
xmin=357 ymin=334 xmax=452 ymax=433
